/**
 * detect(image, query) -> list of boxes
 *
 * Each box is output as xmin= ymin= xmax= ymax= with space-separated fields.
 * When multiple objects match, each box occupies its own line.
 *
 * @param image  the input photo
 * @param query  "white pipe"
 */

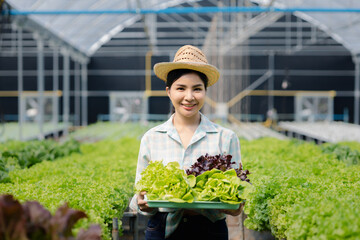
xmin=354 ymin=57 xmax=360 ymax=124
xmin=81 ymin=62 xmax=88 ymax=126
xmin=75 ymin=62 xmax=80 ymax=126
xmin=36 ymin=34 xmax=44 ymax=140
xmin=17 ymin=27 xmax=24 ymax=141
xmin=63 ymin=50 xmax=70 ymax=135
xmin=53 ymin=46 xmax=59 ymax=138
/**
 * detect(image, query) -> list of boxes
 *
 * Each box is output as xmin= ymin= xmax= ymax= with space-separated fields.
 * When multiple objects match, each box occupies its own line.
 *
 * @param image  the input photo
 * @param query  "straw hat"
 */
xmin=154 ymin=45 xmax=220 ymax=86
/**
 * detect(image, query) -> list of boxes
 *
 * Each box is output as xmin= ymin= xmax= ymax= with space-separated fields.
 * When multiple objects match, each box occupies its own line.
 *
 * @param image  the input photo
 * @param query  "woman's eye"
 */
xmin=194 ymin=88 xmax=202 ymax=91
xmin=177 ymin=87 xmax=184 ymax=90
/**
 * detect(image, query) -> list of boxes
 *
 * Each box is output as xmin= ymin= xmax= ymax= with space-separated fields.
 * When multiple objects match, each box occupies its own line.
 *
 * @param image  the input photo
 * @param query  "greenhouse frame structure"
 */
xmin=1 ymin=0 xmax=360 ymax=140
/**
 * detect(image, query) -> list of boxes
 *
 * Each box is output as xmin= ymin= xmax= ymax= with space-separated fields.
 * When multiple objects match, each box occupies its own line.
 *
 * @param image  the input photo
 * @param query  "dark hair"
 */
xmin=166 ymin=69 xmax=208 ymax=90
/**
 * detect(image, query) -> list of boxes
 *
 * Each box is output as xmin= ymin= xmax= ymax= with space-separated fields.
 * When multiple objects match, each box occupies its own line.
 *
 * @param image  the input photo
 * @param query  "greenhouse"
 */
xmin=0 ymin=0 xmax=360 ymax=240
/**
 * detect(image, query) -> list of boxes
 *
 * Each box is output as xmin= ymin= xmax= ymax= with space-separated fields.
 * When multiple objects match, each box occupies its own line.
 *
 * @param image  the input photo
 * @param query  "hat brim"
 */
xmin=154 ymin=62 xmax=220 ymax=87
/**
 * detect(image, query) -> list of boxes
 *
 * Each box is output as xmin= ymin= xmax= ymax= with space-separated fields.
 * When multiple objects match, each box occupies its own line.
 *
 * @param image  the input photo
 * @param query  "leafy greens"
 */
xmin=135 ymin=161 xmax=196 ymax=203
xmin=193 ymin=168 xmax=252 ymax=204
xmin=135 ymin=160 xmax=252 ymax=204
xmin=186 ymin=153 xmax=251 ymax=183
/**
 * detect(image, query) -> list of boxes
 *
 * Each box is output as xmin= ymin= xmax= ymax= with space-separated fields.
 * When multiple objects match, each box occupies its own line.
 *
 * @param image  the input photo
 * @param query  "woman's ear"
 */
xmin=166 ymin=86 xmax=171 ymax=97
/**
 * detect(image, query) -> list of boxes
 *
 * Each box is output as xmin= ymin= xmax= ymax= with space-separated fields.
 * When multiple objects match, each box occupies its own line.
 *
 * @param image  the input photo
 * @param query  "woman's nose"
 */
xmin=184 ymin=90 xmax=194 ymax=101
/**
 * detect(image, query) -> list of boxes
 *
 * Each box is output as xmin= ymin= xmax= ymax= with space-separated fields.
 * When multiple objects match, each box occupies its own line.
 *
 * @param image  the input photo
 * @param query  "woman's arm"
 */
xmin=227 ymin=131 xmax=242 ymax=168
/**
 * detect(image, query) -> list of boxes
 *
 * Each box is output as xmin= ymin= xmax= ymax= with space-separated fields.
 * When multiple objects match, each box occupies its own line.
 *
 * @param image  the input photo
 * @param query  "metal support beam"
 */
xmin=170 ymin=12 xmax=208 ymax=34
xmin=35 ymin=33 xmax=44 ymax=140
xmin=52 ymin=46 xmax=59 ymax=138
xmin=62 ymin=50 xmax=70 ymax=135
xmin=81 ymin=62 xmax=88 ymax=126
xmin=74 ymin=62 xmax=80 ymax=126
xmin=142 ymin=93 xmax=149 ymax=124
xmin=144 ymin=13 xmax=157 ymax=51
xmin=145 ymin=51 xmax=152 ymax=96
xmin=137 ymin=0 xmax=156 ymax=52
xmin=9 ymin=7 xmax=360 ymax=15
xmin=296 ymin=16 xmax=303 ymax=49
xmin=220 ymin=12 xmax=284 ymax=54
xmin=268 ymin=52 xmax=275 ymax=111
xmin=285 ymin=12 xmax=291 ymax=54
xmin=158 ymin=14 xmax=203 ymax=38
xmin=227 ymin=71 xmax=273 ymax=107
xmin=354 ymin=56 xmax=360 ymax=124
xmin=17 ymin=26 xmax=24 ymax=141
xmin=13 ymin=16 xmax=88 ymax=63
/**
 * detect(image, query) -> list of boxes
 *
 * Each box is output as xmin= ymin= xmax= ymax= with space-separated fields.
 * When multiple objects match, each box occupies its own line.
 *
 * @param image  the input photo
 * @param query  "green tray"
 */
xmin=147 ymin=200 xmax=240 ymax=210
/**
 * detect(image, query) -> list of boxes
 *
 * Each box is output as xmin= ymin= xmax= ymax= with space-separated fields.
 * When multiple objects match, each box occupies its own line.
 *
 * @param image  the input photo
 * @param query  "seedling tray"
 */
xmin=147 ymin=200 xmax=240 ymax=210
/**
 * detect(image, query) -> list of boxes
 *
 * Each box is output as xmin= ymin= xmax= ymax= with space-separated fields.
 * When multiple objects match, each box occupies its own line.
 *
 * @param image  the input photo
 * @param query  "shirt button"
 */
xmin=183 ymin=217 xmax=188 ymax=222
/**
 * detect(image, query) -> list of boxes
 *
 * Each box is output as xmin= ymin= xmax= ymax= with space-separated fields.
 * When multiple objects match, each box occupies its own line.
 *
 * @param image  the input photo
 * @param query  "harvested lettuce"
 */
xmin=135 ymin=161 xmax=196 ymax=203
xmin=194 ymin=168 xmax=252 ymax=204
xmin=135 ymin=161 xmax=252 ymax=204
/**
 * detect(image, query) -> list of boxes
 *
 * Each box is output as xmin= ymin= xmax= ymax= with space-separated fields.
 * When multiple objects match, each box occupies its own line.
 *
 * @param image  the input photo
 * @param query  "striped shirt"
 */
xmin=130 ymin=112 xmax=241 ymax=238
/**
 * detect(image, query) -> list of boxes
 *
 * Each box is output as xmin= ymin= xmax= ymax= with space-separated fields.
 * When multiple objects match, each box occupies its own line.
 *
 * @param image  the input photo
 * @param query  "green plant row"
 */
xmin=321 ymin=142 xmax=360 ymax=166
xmin=337 ymin=141 xmax=360 ymax=152
xmin=0 ymin=137 xmax=139 ymax=240
xmin=0 ymin=138 xmax=81 ymax=183
xmin=241 ymin=138 xmax=360 ymax=240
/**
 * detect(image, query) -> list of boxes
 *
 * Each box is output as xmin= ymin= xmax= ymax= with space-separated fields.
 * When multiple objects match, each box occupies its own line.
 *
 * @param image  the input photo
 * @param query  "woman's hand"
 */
xmin=137 ymin=191 xmax=154 ymax=212
xmin=220 ymin=202 xmax=245 ymax=216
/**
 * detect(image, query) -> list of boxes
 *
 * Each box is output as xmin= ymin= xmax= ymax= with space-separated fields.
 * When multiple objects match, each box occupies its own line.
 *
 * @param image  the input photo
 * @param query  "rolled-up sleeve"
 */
xmin=227 ymin=131 xmax=241 ymax=169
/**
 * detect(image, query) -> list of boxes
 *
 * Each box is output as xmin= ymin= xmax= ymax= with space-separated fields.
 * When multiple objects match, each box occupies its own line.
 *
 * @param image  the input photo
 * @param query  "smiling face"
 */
xmin=166 ymin=72 xmax=206 ymax=120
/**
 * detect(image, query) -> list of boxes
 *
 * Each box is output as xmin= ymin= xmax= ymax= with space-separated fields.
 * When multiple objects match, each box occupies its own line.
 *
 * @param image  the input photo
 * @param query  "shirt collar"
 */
xmin=155 ymin=112 xmax=218 ymax=134
xmin=198 ymin=112 xmax=218 ymax=133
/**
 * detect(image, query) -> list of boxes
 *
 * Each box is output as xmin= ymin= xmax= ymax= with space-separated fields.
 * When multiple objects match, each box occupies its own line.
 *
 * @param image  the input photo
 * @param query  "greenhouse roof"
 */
xmin=5 ymin=0 xmax=360 ymax=58
xmin=267 ymin=0 xmax=360 ymax=58
xmin=6 ymin=0 xmax=193 ymax=58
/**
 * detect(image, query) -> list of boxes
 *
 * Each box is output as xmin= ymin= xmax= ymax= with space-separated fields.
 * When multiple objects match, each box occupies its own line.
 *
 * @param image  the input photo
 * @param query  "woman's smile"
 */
xmin=182 ymin=103 xmax=197 ymax=110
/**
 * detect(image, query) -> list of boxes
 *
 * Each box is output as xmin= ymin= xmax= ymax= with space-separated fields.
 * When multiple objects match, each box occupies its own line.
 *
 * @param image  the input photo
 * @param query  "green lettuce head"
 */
xmin=135 ymin=161 xmax=196 ymax=203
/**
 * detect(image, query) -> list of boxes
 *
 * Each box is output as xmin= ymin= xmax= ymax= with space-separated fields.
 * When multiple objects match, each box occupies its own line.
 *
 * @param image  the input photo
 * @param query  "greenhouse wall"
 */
xmin=0 ymin=51 xmax=355 ymax=123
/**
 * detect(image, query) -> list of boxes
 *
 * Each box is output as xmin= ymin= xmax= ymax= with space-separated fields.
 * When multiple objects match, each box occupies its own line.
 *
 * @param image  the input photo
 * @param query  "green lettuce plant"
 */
xmin=0 ymin=139 xmax=81 ymax=183
xmin=194 ymin=168 xmax=251 ymax=204
xmin=241 ymin=138 xmax=360 ymax=240
xmin=135 ymin=161 xmax=196 ymax=203
xmin=0 ymin=138 xmax=139 ymax=240
xmin=135 ymin=161 xmax=252 ymax=204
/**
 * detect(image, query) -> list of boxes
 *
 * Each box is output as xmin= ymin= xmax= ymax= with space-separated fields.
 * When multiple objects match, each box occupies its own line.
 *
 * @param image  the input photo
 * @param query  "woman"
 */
xmin=130 ymin=45 xmax=243 ymax=240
